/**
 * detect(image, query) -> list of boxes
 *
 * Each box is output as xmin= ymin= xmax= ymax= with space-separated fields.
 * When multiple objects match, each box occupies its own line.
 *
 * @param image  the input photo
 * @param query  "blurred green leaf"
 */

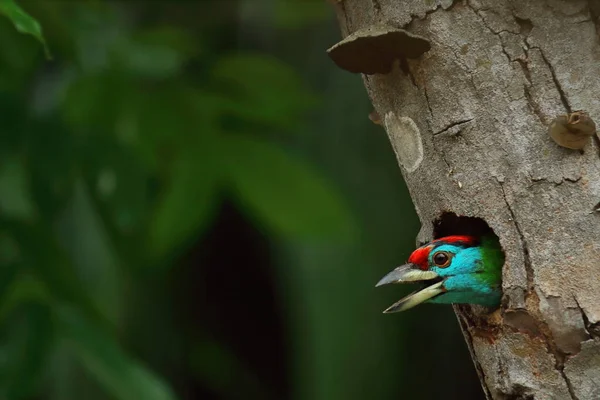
xmin=132 ymin=85 xmax=222 ymax=169
xmin=0 ymin=274 xmax=49 ymax=322
xmin=113 ymin=41 xmax=183 ymax=80
xmin=135 ymin=27 xmax=199 ymax=57
xmin=224 ymin=135 xmax=357 ymax=240
xmin=57 ymin=306 xmax=177 ymax=400
xmin=55 ymin=179 xmax=123 ymax=323
xmin=274 ymin=0 xmax=329 ymax=29
xmin=213 ymin=53 xmax=318 ymax=130
xmin=111 ymin=27 xmax=199 ymax=79
xmin=0 ymin=0 xmax=49 ymax=57
xmin=0 ymin=230 xmax=20 ymax=265
xmin=3 ymin=219 xmax=99 ymax=318
xmin=72 ymin=5 xmax=124 ymax=74
xmin=80 ymin=136 xmax=150 ymax=234
xmin=0 ymin=156 xmax=36 ymax=221
xmin=0 ymin=301 xmax=53 ymax=399
xmin=0 ymin=20 xmax=41 ymax=92
xmin=149 ymin=144 xmax=219 ymax=260
xmin=62 ymin=72 xmax=135 ymax=132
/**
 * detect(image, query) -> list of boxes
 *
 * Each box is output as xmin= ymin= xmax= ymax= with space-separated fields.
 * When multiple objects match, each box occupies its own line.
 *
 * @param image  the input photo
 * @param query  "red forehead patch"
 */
xmin=408 ymin=235 xmax=477 ymax=270
xmin=408 ymin=246 xmax=433 ymax=270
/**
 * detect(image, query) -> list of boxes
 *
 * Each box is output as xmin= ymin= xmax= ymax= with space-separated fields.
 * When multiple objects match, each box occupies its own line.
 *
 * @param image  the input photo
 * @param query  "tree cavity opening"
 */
xmin=433 ymin=212 xmax=507 ymax=314
xmin=433 ymin=212 xmax=495 ymax=241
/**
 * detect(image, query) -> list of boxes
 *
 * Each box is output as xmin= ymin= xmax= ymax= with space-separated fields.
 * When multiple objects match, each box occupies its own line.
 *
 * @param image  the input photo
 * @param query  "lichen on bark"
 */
xmin=331 ymin=0 xmax=600 ymax=398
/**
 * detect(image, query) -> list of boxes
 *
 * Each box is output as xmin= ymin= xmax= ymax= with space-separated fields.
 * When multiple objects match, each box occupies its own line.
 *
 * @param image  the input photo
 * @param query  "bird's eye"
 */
xmin=432 ymin=251 xmax=451 ymax=267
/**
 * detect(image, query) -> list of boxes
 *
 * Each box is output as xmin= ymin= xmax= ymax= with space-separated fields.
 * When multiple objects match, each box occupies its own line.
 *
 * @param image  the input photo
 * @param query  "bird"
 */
xmin=375 ymin=235 xmax=503 ymax=313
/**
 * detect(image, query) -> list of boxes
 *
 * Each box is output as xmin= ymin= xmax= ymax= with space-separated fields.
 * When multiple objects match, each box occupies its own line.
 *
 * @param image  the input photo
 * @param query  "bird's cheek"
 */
xmin=443 ymin=275 xmax=479 ymax=292
xmin=430 ymin=266 xmax=447 ymax=277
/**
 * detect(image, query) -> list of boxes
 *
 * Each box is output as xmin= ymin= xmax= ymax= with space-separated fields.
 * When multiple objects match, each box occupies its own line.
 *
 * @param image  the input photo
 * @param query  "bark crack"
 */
xmin=454 ymin=308 xmax=494 ymax=400
xmin=514 ymin=54 xmax=548 ymax=126
xmin=529 ymin=176 xmax=582 ymax=186
xmin=403 ymin=0 xmax=459 ymax=29
xmin=433 ymin=118 xmax=474 ymax=136
xmin=586 ymin=0 xmax=600 ymax=43
xmin=498 ymin=38 xmax=513 ymax=64
xmin=406 ymin=7 xmax=442 ymax=29
xmin=468 ymin=4 xmax=567 ymax=131
xmin=525 ymin=292 xmax=576 ymax=399
xmin=592 ymin=134 xmax=600 ymax=160
xmin=497 ymin=180 xmax=572 ymax=393
xmin=467 ymin=1 xmax=572 ymax=126
xmin=495 ymin=180 xmax=576 ymax=399
xmin=526 ymin=294 xmax=575 ymax=399
xmin=516 ymin=58 xmax=532 ymax=84
xmin=466 ymin=1 xmax=519 ymax=36
xmin=497 ymin=179 xmax=533 ymax=288
xmin=522 ymin=82 xmax=545 ymax=126
xmin=561 ymin=370 xmax=580 ymax=400
xmin=464 ymin=2 xmax=526 ymax=102
xmin=399 ymin=58 xmax=418 ymax=88
xmin=574 ymin=296 xmax=600 ymax=338
xmin=530 ymin=46 xmax=571 ymax=113
xmin=422 ymin=84 xmax=435 ymax=121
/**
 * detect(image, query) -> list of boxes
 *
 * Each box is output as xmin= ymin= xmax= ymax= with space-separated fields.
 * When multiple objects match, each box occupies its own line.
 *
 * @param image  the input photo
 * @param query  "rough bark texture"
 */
xmin=331 ymin=0 xmax=600 ymax=398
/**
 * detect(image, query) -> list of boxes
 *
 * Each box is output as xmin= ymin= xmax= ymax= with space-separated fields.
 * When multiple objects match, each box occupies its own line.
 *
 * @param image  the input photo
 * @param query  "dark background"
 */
xmin=0 ymin=1 xmax=484 ymax=399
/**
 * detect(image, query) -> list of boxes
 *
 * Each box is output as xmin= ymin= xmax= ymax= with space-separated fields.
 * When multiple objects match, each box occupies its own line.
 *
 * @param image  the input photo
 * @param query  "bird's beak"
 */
xmin=375 ymin=263 xmax=445 ymax=313
xmin=375 ymin=263 xmax=439 ymax=286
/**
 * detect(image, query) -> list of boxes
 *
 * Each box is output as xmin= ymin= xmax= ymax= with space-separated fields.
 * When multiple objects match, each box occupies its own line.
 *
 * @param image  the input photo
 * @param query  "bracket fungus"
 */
xmin=327 ymin=24 xmax=431 ymax=75
xmin=548 ymin=110 xmax=597 ymax=150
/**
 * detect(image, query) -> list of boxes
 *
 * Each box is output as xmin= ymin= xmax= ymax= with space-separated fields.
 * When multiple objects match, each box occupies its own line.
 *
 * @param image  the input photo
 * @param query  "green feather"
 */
xmin=479 ymin=235 xmax=504 ymax=287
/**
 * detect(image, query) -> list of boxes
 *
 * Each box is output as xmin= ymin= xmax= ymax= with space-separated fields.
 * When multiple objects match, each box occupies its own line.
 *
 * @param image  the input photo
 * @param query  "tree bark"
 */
xmin=330 ymin=1 xmax=600 ymax=398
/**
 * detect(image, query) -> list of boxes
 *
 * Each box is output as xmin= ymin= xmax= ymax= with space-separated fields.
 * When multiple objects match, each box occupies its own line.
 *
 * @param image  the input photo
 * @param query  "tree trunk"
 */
xmin=330 ymin=1 xmax=600 ymax=398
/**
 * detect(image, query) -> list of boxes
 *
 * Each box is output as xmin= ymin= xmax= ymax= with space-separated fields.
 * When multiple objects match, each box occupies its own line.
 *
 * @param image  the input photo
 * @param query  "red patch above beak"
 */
xmin=408 ymin=245 xmax=433 ymax=270
xmin=407 ymin=235 xmax=478 ymax=270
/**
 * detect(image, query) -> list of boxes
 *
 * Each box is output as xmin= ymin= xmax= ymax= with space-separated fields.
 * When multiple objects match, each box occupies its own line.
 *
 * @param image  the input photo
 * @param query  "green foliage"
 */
xmin=112 ymin=28 xmax=196 ymax=79
xmin=273 ymin=0 xmax=330 ymax=29
xmin=149 ymin=144 xmax=219 ymax=259
xmin=0 ymin=0 xmax=48 ymax=57
xmin=213 ymin=53 xmax=319 ymax=129
xmin=0 ymin=301 xmax=53 ymax=399
xmin=0 ymin=157 xmax=35 ymax=221
xmin=0 ymin=2 xmax=367 ymax=399
xmin=57 ymin=306 xmax=176 ymax=400
xmin=224 ymin=135 xmax=356 ymax=239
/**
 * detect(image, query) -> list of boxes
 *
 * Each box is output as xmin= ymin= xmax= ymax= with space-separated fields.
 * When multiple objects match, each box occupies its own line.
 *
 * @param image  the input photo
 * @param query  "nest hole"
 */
xmin=432 ymin=212 xmax=507 ymax=317
xmin=432 ymin=212 xmax=494 ymax=241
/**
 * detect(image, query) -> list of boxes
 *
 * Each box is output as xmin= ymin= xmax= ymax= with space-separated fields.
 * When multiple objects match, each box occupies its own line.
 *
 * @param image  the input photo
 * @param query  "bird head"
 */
xmin=376 ymin=235 xmax=502 ymax=313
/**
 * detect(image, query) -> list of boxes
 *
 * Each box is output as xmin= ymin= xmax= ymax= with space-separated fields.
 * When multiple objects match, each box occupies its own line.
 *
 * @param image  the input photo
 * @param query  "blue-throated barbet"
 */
xmin=376 ymin=235 xmax=503 ymax=313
